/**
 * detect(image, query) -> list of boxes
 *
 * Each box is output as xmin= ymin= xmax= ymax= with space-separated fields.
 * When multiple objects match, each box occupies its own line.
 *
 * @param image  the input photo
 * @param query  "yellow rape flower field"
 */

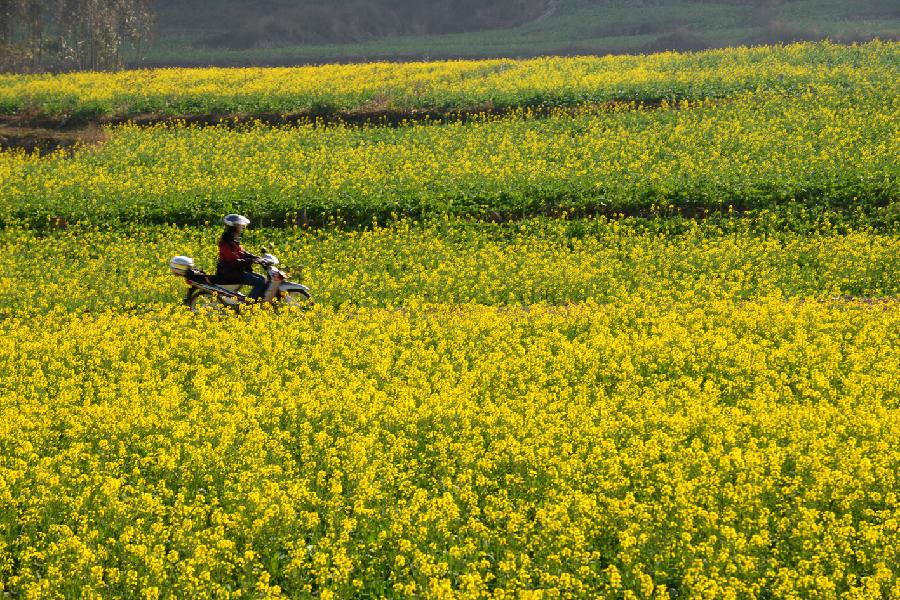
xmin=0 ymin=41 xmax=896 ymax=118
xmin=1 ymin=43 xmax=899 ymax=598
xmin=2 ymin=218 xmax=899 ymax=598
xmin=2 ymin=297 xmax=900 ymax=598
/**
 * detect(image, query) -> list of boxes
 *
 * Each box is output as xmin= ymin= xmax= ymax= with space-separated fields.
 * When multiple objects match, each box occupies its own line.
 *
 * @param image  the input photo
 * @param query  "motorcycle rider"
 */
xmin=217 ymin=214 xmax=267 ymax=300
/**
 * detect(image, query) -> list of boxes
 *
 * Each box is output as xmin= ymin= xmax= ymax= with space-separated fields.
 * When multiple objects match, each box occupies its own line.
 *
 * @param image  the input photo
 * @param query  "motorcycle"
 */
xmin=169 ymin=251 xmax=312 ymax=313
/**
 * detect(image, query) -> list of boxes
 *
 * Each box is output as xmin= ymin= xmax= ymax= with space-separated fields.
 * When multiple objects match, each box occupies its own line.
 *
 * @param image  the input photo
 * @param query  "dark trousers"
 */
xmin=239 ymin=272 xmax=268 ymax=299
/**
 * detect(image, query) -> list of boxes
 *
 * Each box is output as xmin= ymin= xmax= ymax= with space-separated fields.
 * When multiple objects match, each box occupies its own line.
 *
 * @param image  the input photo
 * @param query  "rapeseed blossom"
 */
xmin=1 ymin=298 xmax=898 ymax=597
xmin=1 ymin=87 xmax=896 ymax=226
xmin=0 ymin=41 xmax=894 ymax=117
xmin=0 ymin=218 xmax=896 ymax=315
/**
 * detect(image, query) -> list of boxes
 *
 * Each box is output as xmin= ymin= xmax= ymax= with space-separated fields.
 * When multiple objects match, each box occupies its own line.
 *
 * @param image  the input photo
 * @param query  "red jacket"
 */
xmin=216 ymin=230 xmax=253 ymax=279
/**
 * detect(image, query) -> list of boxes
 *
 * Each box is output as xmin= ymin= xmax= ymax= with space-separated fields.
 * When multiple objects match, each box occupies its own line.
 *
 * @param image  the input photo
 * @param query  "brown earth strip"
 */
xmin=0 ymin=98 xmax=667 ymax=131
xmin=0 ymin=125 xmax=107 ymax=156
xmin=0 ymin=97 xmax=690 ymax=154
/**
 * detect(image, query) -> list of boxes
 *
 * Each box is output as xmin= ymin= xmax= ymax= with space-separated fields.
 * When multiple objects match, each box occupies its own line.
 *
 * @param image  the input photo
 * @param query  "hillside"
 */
xmin=153 ymin=0 xmax=547 ymax=48
xmin=141 ymin=0 xmax=900 ymax=66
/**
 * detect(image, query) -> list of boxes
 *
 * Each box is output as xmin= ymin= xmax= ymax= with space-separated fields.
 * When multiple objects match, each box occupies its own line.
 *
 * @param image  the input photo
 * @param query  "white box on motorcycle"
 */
xmin=168 ymin=255 xmax=195 ymax=277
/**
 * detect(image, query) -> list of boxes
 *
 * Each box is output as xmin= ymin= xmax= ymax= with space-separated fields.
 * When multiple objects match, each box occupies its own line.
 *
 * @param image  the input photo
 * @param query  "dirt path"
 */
xmin=0 ymin=125 xmax=107 ymax=156
xmin=0 ymin=96 xmax=692 ymax=154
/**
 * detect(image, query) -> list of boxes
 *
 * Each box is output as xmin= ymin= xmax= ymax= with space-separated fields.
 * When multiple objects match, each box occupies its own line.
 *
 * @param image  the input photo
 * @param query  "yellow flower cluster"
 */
xmin=1 ymin=218 xmax=897 ymax=315
xmin=1 ymin=297 xmax=898 ymax=597
xmin=2 ymin=86 xmax=896 ymax=226
xmin=0 ymin=41 xmax=894 ymax=117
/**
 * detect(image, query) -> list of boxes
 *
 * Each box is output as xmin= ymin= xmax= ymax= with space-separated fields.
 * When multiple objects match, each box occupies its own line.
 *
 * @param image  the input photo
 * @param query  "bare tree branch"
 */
xmin=1 ymin=0 xmax=153 ymax=72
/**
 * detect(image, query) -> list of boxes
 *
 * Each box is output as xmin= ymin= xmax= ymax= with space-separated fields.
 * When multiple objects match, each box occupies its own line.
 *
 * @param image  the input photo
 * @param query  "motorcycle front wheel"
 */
xmin=279 ymin=289 xmax=313 ymax=311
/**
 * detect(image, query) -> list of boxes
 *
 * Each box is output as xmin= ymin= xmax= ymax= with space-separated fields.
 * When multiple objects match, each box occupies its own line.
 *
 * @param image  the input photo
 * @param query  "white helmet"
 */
xmin=224 ymin=214 xmax=250 ymax=227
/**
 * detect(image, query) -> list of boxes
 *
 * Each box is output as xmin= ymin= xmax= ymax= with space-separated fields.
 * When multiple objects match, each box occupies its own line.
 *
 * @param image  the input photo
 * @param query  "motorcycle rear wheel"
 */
xmin=189 ymin=292 xmax=230 ymax=315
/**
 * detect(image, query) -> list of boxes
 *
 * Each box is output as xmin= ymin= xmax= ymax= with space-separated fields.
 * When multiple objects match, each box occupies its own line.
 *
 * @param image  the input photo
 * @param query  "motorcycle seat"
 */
xmin=185 ymin=269 xmax=214 ymax=284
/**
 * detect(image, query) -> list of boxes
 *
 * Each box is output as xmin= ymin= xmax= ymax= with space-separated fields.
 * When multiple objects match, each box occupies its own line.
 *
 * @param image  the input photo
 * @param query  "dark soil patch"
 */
xmin=0 ymin=97 xmax=687 ymax=140
xmin=0 ymin=125 xmax=107 ymax=156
